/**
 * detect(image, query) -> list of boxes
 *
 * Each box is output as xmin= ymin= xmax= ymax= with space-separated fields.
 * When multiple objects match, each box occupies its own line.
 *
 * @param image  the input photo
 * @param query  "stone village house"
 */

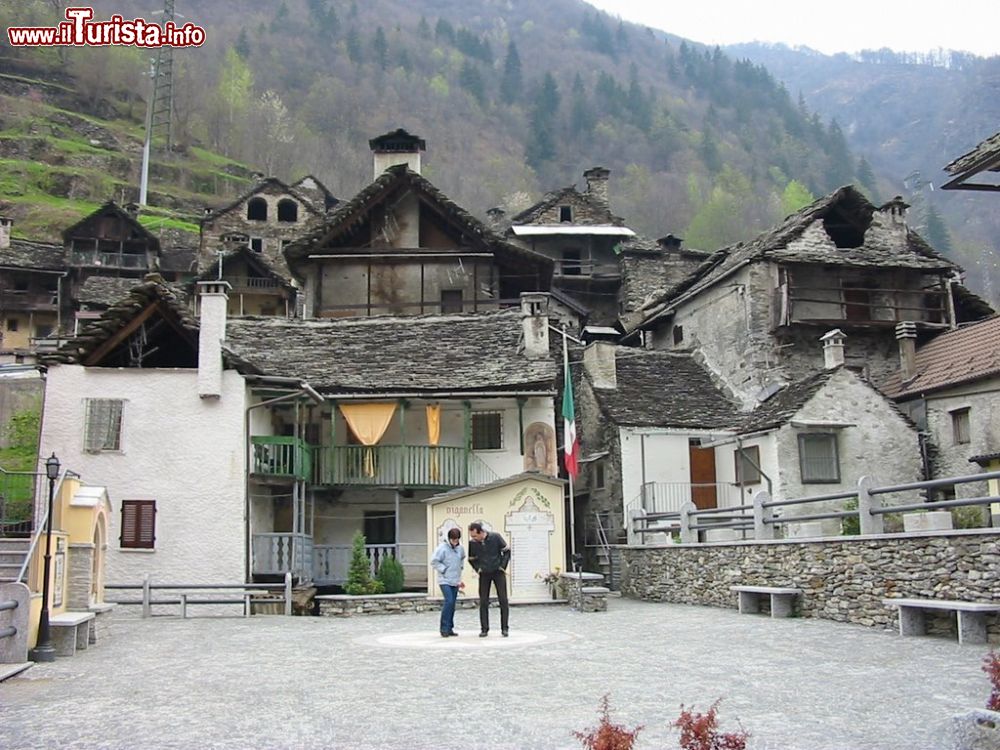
xmin=573 ymin=334 xmax=920 ymax=557
xmin=36 ymin=130 xmax=566 ymax=591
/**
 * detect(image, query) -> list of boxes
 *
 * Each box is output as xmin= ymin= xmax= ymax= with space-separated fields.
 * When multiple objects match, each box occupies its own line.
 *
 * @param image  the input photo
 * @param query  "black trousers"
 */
xmin=478 ymin=569 xmax=510 ymax=632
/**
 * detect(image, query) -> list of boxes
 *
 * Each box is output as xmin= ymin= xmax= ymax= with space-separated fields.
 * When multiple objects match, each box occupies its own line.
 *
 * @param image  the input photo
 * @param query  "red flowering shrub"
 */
xmin=573 ymin=694 xmax=644 ymax=750
xmin=984 ymin=651 xmax=1000 ymax=711
xmin=673 ymin=700 xmax=749 ymax=750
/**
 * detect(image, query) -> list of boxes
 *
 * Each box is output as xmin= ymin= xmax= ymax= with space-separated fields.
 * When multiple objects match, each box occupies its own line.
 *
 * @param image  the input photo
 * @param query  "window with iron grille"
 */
xmin=471 ymin=411 xmax=503 ymax=450
xmin=84 ymin=398 xmax=124 ymax=452
xmin=120 ymin=499 xmax=156 ymax=549
xmin=798 ymin=433 xmax=840 ymax=483
xmin=734 ymin=445 xmax=761 ymax=485
xmin=951 ymin=408 xmax=971 ymax=445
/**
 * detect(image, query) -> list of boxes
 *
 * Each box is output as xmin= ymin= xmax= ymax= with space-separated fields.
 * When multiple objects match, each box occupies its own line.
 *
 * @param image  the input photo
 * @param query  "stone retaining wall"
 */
xmin=317 ymin=593 xmax=436 ymax=617
xmin=621 ymin=529 xmax=1000 ymax=640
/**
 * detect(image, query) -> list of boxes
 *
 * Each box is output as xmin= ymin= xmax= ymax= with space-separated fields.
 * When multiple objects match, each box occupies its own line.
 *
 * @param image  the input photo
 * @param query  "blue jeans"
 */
xmin=439 ymin=584 xmax=459 ymax=634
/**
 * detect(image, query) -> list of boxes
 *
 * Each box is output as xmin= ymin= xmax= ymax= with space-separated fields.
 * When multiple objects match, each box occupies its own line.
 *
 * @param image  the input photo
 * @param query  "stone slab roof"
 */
xmin=202 ymin=177 xmax=326 ymax=222
xmin=42 ymin=274 xmax=221 ymax=367
xmin=0 ymin=239 xmax=65 ymax=270
xmin=738 ymin=369 xmax=838 ymax=433
xmin=588 ymin=349 xmax=740 ymax=428
xmin=880 ymin=316 xmax=1000 ymax=399
xmin=224 ymin=310 xmax=557 ymax=395
xmin=284 ymin=165 xmax=552 ymax=275
xmin=509 ymin=184 xmax=626 ymax=227
xmin=943 ymin=130 xmax=1000 ymax=186
xmin=628 ymin=187 xmax=959 ymax=333
xmin=77 ymin=276 xmax=147 ymax=308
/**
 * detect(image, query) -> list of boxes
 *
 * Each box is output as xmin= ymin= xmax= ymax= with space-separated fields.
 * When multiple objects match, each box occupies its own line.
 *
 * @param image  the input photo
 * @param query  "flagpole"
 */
xmin=563 ymin=324 xmax=576 ymax=562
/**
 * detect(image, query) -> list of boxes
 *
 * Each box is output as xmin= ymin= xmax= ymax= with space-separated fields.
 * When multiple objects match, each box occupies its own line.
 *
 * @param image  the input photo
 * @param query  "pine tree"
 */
xmin=500 ymin=41 xmax=523 ymax=105
xmin=856 ymin=156 xmax=877 ymax=197
xmin=924 ymin=203 xmax=953 ymax=254
xmin=570 ymin=74 xmax=595 ymax=135
xmin=526 ymin=73 xmax=560 ymax=168
xmin=345 ymin=27 xmax=363 ymax=64
xmin=373 ymin=27 xmax=388 ymax=70
xmin=459 ymin=61 xmax=487 ymax=106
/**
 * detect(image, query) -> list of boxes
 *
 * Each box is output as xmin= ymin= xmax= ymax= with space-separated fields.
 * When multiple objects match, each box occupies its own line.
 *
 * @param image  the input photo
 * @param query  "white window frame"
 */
xmin=84 ymin=398 xmax=125 ymax=453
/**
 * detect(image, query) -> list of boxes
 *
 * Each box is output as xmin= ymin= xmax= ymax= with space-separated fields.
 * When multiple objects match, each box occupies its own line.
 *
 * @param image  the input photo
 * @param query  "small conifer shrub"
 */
xmin=377 ymin=555 xmax=405 ymax=593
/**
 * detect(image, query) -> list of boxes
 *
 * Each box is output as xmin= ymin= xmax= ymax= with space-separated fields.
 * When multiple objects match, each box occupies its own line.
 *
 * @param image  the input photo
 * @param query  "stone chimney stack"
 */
xmin=879 ymin=196 xmax=910 ymax=229
xmin=0 ymin=217 xmax=11 ymax=250
xmin=520 ymin=292 xmax=550 ymax=360
xmin=896 ymin=321 xmax=918 ymax=382
xmin=124 ymin=202 xmax=140 ymax=218
xmin=583 ymin=341 xmax=617 ymax=390
xmin=369 ymin=128 xmax=426 ymax=178
xmin=197 ymin=280 xmax=231 ymax=399
xmin=583 ymin=167 xmax=610 ymax=211
xmin=485 ymin=206 xmax=506 ymax=230
xmin=820 ymin=329 xmax=846 ymax=369
xmin=657 ymin=234 xmax=683 ymax=252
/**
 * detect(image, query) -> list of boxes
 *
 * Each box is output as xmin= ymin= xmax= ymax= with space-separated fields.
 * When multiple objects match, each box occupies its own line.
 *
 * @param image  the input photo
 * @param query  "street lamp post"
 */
xmin=29 ymin=453 xmax=60 ymax=663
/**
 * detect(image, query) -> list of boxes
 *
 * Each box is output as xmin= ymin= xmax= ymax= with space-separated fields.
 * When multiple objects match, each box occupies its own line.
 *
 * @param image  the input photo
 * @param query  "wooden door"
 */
xmin=689 ymin=445 xmax=717 ymax=509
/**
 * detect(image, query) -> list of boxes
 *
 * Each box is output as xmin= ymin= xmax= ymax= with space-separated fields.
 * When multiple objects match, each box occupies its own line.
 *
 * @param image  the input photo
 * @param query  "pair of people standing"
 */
xmin=430 ymin=521 xmax=510 ymax=638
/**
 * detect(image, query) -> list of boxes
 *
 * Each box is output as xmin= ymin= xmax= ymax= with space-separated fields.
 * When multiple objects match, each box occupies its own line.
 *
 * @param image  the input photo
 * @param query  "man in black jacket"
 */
xmin=467 ymin=521 xmax=510 ymax=637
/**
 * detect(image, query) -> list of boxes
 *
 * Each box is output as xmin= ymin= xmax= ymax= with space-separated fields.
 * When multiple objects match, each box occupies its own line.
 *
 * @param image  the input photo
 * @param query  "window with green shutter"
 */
xmin=120 ymin=499 xmax=156 ymax=549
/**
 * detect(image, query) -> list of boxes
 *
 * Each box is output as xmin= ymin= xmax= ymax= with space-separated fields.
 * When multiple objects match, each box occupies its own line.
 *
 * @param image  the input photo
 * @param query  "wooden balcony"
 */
xmin=251 ymin=532 xmax=312 ymax=580
xmin=316 ymin=444 xmax=499 ymax=489
xmin=773 ymin=283 xmax=949 ymax=329
xmin=250 ymin=438 xmax=499 ymax=489
xmin=250 ymin=436 xmax=313 ymax=481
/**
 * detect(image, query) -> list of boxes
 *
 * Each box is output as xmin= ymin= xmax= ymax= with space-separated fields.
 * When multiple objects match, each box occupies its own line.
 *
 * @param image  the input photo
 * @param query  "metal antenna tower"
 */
xmin=150 ymin=0 xmax=175 ymax=152
xmin=139 ymin=0 xmax=177 ymax=205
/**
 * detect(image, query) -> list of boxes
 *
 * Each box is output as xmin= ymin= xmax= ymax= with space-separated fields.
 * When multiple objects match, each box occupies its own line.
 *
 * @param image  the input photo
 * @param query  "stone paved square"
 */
xmin=0 ymin=598 xmax=989 ymax=749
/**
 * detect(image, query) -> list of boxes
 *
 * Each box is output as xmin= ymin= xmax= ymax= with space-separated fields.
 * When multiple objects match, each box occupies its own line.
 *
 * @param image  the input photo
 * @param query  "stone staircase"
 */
xmin=0 ymin=538 xmax=30 ymax=584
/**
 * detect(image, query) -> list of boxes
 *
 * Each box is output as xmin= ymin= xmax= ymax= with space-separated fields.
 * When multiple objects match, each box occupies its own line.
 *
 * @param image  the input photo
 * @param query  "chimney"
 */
xmin=486 ymin=206 xmax=506 ymax=230
xmin=369 ymin=128 xmax=426 ymax=178
xmin=520 ymin=292 xmax=550 ymax=359
xmin=656 ymin=234 xmax=683 ymax=252
xmin=583 ymin=167 xmax=610 ymax=211
xmin=879 ymin=196 xmax=910 ymax=228
xmin=0 ymin=217 xmax=11 ymax=250
xmin=583 ymin=341 xmax=617 ymax=390
xmin=820 ymin=329 xmax=846 ymax=369
xmin=124 ymin=202 xmax=140 ymax=218
xmin=896 ymin=321 xmax=918 ymax=382
xmin=197 ymin=280 xmax=231 ymax=399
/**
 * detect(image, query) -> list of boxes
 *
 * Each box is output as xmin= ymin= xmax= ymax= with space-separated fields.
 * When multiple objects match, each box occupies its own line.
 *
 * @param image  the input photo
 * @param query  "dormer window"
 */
xmin=277 ymin=199 xmax=298 ymax=223
xmin=559 ymin=205 xmax=572 ymax=223
xmin=247 ymin=197 xmax=268 ymax=221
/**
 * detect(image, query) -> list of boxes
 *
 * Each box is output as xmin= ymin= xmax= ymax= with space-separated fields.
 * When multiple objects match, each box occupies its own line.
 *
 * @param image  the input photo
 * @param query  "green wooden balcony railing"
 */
xmin=250 ymin=436 xmax=313 ymax=480
xmin=250 ymin=438 xmax=500 ymax=489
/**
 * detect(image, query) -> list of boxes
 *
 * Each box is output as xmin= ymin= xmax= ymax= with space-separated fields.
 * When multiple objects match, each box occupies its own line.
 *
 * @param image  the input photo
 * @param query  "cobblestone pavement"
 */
xmin=0 ymin=597 xmax=990 ymax=749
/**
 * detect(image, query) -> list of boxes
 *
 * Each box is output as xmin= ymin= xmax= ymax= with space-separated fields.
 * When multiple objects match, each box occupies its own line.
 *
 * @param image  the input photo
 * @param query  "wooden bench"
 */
xmin=730 ymin=585 xmax=802 ymax=618
xmin=882 ymin=598 xmax=1000 ymax=645
xmin=49 ymin=612 xmax=96 ymax=657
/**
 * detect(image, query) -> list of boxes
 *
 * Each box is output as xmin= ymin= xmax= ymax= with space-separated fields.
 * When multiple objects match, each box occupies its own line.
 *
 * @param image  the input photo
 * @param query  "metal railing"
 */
xmin=104 ymin=572 xmax=294 ymax=617
xmin=0 ymin=468 xmax=41 ymax=538
xmin=631 ymin=471 xmax=1000 ymax=543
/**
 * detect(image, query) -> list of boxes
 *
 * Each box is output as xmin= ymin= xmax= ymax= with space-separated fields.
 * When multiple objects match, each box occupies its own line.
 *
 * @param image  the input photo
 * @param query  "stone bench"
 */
xmin=49 ymin=611 xmax=96 ymax=657
xmin=730 ymin=585 xmax=802 ymax=618
xmin=882 ymin=598 xmax=1000 ymax=645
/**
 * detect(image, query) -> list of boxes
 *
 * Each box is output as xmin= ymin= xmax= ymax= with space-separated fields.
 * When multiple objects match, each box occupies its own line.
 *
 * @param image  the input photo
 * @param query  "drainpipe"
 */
xmin=735 ymin=435 xmax=773 ymax=499
xmin=244 ymin=385 xmax=322 ymax=582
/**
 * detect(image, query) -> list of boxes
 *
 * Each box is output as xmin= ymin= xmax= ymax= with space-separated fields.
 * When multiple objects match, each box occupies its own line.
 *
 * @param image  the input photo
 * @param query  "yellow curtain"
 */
xmin=426 ymin=405 xmax=441 ymax=481
xmin=340 ymin=403 xmax=397 ymax=476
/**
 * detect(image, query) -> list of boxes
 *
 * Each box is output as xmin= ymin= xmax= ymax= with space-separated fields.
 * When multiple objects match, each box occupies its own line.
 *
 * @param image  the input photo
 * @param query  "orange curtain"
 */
xmin=340 ymin=403 xmax=397 ymax=476
xmin=426 ymin=405 xmax=441 ymax=481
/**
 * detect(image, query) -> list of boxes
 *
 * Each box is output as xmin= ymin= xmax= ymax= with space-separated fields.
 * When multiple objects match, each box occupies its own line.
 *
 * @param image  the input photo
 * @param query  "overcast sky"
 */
xmin=584 ymin=0 xmax=998 ymax=57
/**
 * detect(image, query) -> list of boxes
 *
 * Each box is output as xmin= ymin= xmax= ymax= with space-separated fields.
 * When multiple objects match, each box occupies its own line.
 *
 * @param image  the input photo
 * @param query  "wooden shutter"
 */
xmin=121 ymin=500 xmax=156 ymax=549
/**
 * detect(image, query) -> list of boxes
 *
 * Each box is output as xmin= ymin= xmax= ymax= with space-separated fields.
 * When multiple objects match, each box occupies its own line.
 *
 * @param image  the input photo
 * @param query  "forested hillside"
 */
xmin=728 ymin=43 xmax=1000 ymax=303
xmin=1 ymin=0 xmax=996 ymax=302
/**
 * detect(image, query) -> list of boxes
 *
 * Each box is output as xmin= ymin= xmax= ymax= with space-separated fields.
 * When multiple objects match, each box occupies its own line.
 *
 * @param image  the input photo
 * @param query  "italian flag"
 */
xmin=562 ymin=356 xmax=579 ymax=479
